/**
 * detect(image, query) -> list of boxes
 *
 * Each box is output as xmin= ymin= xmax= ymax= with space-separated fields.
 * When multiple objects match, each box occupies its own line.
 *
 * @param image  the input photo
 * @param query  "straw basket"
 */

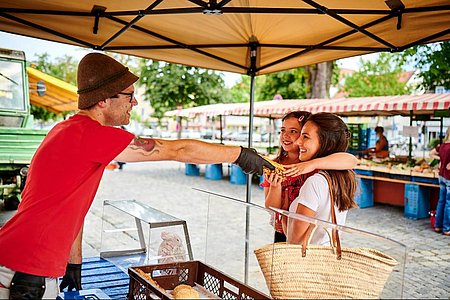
xmin=254 ymin=242 xmax=397 ymax=299
xmin=255 ymin=171 xmax=397 ymax=299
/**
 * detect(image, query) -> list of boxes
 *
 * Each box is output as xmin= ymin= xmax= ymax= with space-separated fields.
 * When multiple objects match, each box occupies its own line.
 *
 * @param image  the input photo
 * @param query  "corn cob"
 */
xmin=262 ymin=157 xmax=286 ymax=180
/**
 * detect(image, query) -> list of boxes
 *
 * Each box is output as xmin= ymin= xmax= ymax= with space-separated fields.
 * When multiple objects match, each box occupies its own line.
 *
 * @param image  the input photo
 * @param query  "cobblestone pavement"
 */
xmin=84 ymin=161 xmax=450 ymax=299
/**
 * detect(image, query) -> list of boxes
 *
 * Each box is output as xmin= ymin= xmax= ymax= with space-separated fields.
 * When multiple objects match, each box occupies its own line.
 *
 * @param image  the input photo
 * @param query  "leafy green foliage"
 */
xmin=30 ymin=104 xmax=59 ymax=122
xmin=229 ymin=75 xmax=263 ymax=102
xmin=229 ymin=67 xmax=308 ymax=102
xmin=428 ymin=138 xmax=440 ymax=150
xmin=343 ymin=53 xmax=410 ymax=97
xmin=259 ymin=68 xmax=308 ymax=100
xmin=31 ymin=53 xmax=77 ymax=85
xmin=139 ymin=61 xmax=229 ymax=119
xmin=402 ymin=41 xmax=450 ymax=91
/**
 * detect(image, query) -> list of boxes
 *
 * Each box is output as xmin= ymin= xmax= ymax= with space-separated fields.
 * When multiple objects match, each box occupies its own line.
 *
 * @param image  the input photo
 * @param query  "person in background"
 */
xmin=0 ymin=53 xmax=274 ymax=300
xmin=262 ymin=111 xmax=358 ymax=242
xmin=286 ymin=112 xmax=358 ymax=245
xmin=361 ymin=126 xmax=389 ymax=158
xmin=430 ymin=127 xmax=450 ymax=236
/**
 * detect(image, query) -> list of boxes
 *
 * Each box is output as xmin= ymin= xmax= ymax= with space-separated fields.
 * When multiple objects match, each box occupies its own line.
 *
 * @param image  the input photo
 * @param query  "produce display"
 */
xmin=357 ymin=157 xmax=439 ymax=178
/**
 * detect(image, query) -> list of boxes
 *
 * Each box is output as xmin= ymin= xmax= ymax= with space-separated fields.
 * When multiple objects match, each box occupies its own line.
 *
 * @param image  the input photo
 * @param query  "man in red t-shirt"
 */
xmin=0 ymin=53 xmax=274 ymax=299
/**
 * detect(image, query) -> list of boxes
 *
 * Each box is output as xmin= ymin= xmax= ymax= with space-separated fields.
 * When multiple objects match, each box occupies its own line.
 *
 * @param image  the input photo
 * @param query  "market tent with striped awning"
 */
xmin=307 ymin=94 xmax=450 ymax=116
xmin=165 ymin=94 xmax=450 ymax=119
xmin=164 ymin=103 xmax=247 ymax=118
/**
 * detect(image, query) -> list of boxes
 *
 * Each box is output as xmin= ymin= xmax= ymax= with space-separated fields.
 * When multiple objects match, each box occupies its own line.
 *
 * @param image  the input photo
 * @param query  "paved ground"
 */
xmin=81 ymin=161 xmax=449 ymax=299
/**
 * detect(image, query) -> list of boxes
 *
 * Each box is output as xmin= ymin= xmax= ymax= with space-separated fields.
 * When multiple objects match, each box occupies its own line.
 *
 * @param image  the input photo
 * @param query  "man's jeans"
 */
xmin=0 ymin=265 xmax=58 ymax=299
xmin=435 ymin=176 xmax=450 ymax=232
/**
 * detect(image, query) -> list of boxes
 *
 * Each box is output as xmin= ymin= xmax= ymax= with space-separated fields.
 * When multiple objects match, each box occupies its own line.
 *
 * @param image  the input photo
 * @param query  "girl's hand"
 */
xmin=283 ymin=161 xmax=316 ymax=177
xmin=265 ymin=171 xmax=283 ymax=188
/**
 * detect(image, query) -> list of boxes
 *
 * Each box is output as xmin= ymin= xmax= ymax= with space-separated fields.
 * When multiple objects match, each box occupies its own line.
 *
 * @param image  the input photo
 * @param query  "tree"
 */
xmin=259 ymin=68 xmax=308 ymax=100
xmin=230 ymin=62 xmax=337 ymax=101
xmin=306 ymin=62 xmax=335 ymax=99
xmin=139 ymin=61 xmax=229 ymax=119
xmin=342 ymin=52 xmax=410 ymax=97
xmin=402 ymin=41 xmax=450 ymax=92
xmin=29 ymin=53 xmax=78 ymax=122
xmin=229 ymin=68 xmax=308 ymax=102
xmin=229 ymin=75 xmax=265 ymax=102
xmin=32 ymin=53 xmax=77 ymax=85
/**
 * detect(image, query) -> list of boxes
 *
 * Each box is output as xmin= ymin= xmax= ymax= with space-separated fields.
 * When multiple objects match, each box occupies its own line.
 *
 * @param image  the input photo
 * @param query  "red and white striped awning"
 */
xmin=165 ymin=94 xmax=450 ymax=118
xmin=164 ymin=103 xmax=247 ymax=118
xmin=231 ymin=99 xmax=328 ymax=118
xmin=309 ymin=94 xmax=450 ymax=116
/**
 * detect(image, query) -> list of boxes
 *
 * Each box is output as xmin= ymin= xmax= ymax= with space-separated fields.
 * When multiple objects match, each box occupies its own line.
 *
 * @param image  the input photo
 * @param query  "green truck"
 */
xmin=0 ymin=48 xmax=47 ymax=211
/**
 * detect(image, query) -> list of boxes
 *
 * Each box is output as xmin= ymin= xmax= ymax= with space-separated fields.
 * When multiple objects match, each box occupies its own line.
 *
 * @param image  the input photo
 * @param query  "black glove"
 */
xmin=59 ymin=263 xmax=82 ymax=292
xmin=234 ymin=146 xmax=275 ymax=176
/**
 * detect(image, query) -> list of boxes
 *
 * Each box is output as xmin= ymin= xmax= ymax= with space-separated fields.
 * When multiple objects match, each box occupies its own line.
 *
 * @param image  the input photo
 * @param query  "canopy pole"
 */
xmin=244 ymin=43 xmax=258 ymax=285
xmin=269 ymin=116 xmax=273 ymax=151
xmin=246 ymin=43 xmax=258 ymax=204
xmin=219 ymin=114 xmax=223 ymax=144
xmin=246 ymin=72 xmax=256 ymax=203
xmin=408 ymin=110 xmax=413 ymax=160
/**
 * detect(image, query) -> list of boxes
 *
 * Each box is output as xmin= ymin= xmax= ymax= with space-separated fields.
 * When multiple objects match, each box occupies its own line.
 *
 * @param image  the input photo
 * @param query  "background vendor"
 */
xmin=361 ymin=126 xmax=389 ymax=158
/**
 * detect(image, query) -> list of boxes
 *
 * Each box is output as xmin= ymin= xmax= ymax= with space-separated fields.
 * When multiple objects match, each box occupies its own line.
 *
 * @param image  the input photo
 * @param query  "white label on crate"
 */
xmin=402 ymin=126 xmax=419 ymax=139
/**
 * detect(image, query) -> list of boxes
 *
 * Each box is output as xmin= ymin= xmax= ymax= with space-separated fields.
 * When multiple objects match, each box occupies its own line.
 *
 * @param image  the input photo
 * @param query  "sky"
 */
xmin=0 ymin=31 xmax=376 ymax=87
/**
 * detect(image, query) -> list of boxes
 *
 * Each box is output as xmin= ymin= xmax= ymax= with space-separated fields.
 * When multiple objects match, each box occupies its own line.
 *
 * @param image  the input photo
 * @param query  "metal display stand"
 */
xmin=100 ymin=199 xmax=193 ymax=260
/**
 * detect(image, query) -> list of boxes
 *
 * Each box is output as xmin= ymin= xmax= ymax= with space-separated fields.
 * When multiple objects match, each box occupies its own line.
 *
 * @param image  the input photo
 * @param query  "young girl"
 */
xmin=287 ymin=112 xmax=358 ymax=245
xmin=262 ymin=111 xmax=357 ymax=242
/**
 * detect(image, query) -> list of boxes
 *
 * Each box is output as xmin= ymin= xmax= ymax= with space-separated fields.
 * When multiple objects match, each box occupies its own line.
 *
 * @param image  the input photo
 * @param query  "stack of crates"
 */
xmin=347 ymin=124 xmax=377 ymax=154
xmin=366 ymin=128 xmax=377 ymax=148
xmin=404 ymin=183 xmax=430 ymax=219
xmin=347 ymin=124 xmax=365 ymax=154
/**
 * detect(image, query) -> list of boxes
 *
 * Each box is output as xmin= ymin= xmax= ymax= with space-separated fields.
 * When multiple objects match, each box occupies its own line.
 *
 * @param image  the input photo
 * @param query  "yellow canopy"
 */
xmin=27 ymin=67 xmax=78 ymax=114
xmin=1 ymin=1 xmax=449 ymax=75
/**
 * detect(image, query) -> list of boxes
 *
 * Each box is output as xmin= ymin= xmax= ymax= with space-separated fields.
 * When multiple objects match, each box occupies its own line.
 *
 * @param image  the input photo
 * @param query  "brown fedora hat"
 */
xmin=77 ymin=53 xmax=139 ymax=109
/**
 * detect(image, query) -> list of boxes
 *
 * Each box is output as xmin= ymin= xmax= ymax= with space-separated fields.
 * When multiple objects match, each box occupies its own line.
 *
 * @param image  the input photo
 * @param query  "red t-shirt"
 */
xmin=436 ymin=143 xmax=450 ymax=180
xmin=0 ymin=114 xmax=134 ymax=277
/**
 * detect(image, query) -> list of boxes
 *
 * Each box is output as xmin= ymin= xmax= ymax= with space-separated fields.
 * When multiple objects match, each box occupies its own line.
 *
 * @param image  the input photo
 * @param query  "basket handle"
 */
xmin=301 ymin=171 xmax=342 ymax=260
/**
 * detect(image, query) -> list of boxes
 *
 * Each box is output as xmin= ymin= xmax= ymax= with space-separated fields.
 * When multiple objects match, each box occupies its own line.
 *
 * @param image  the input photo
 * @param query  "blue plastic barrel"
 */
xmin=205 ymin=163 xmax=223 ymax=180
xmin=230 ymin=165 xmax=247 ymax=185
xmin=355 ymin=177 xmax=374 ymax=208
xmin=185 ymin=163 xmax=200 ymax=176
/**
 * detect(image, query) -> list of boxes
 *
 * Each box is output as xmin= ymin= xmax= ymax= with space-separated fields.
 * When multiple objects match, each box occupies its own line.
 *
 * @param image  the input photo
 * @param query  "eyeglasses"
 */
xmin=113 ymin=92 xmax=135 ymax=103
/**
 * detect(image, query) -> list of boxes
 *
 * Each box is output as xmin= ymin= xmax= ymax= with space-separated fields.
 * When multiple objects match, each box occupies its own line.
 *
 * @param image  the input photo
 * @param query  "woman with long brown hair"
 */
xmin=262 ymin=111 xmax=357 ymax=242
xmin=287 ymin=112 xmax=358 ymax=245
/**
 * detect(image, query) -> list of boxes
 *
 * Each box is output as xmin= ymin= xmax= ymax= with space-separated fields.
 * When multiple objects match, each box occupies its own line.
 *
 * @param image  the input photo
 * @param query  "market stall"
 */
xmin=168 ymin=94 xmax=449 ymax=217
xmin=258 ymin=94 xmax=448 ymax=216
